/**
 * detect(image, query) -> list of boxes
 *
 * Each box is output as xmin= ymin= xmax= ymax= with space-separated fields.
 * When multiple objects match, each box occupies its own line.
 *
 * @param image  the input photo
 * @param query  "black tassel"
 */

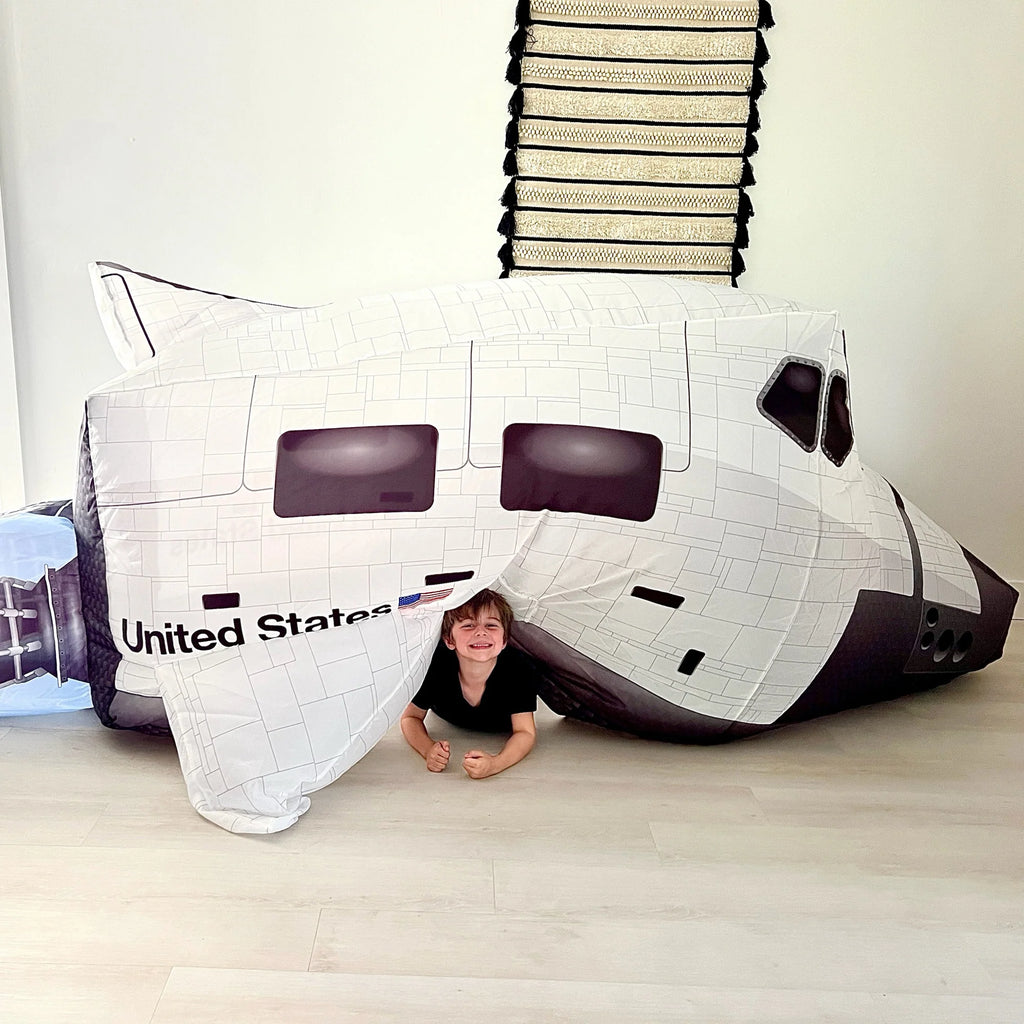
xmin=501 ymin=5 xmax=531 ymax=281
xmin=754 ymin=30 xmax=771 ymax=69
xmin=751 ymin=64 xmax=767 ymax=100
xmin=500 ymin=180 xmax=518 ymax=209
xmin=507 ymin=25 xmax=529 ymax=59
xmin=734 ymin=181 xmax=755 ymax=255
xmin=506 ymin=1 xmax=532 ymax=85
xmin=735 ymin=0 xmax=765 ymax=276
xmin=737 ymin=190 xmax=754 ymax=224
xmin=734 ymin=215 xmax=749 ymax=250
xmin=731 ymin=247 xmax=747 ymax=284
xmin=497 ymin=240 xmax=515 ymax=276
xmin=746 ymin=95 xmax=761 ymax=135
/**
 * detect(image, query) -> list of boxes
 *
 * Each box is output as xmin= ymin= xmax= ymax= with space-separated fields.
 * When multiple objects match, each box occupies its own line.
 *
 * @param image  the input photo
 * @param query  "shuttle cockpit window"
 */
xmin=499 ymin=423 xmax=662 ymax=523
xmin=757 ymin=357 xmax=825 ymax=451
xmin=821 ymin=372 xmax=854 ymax=466
xmin=273 ymin=424 xmax=439 ymax=517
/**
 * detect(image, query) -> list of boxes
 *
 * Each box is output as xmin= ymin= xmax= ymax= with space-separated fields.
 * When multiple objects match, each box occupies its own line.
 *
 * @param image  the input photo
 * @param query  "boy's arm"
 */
xmin=463 ymin=712 xmax=536 ymax=780
xmin=400 ymin=702 xmax=450 ymax=772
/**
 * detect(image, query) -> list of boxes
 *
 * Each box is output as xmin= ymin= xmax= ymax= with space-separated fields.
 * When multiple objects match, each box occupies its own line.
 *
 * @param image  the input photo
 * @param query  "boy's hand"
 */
xmin=426 ymin=740 xmax=450 ymax=772
xmin=462 ymin=750 xmax=497 ymax=779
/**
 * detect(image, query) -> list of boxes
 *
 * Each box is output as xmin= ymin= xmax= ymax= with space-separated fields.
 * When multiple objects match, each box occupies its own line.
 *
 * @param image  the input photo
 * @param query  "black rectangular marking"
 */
xmin=678 ymin=650 xmax=706 ymax=675
xmin=424 ymin=571 xmax=475 ymax=586
xmin=203 ymin=593 xmax=241 ymax=610
xmin=379 ymin=491 xmax=415 ymax=503
xmin=630 ymin=586 xmax=685 ymax=610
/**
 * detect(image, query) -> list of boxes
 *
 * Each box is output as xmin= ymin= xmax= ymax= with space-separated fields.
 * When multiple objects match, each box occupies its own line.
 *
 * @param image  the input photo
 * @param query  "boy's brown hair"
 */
xmin=441 ymin=589 xmax=514 ymax=643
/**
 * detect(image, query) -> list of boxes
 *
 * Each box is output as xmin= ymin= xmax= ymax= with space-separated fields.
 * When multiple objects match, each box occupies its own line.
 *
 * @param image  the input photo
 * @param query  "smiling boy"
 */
xmin=400 ymin=589 xmax=538 ymax=779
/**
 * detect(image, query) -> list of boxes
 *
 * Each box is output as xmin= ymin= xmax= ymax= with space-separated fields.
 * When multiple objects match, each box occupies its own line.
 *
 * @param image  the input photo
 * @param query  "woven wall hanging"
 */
xmin=499 ymin=0 xmax=774 ymax=284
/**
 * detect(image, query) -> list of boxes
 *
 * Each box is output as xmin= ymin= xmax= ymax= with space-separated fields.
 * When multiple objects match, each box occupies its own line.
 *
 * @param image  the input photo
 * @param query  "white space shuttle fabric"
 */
xmin=82 ymin=267 xmax=1001 ymax=833
xmin=89 ymin=262 xmax=299 ymax=371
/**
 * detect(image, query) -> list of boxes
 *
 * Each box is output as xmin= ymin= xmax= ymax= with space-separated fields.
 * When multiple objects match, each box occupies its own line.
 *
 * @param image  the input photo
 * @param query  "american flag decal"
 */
xmin=398 ymin=587 xmax=454 ymax=610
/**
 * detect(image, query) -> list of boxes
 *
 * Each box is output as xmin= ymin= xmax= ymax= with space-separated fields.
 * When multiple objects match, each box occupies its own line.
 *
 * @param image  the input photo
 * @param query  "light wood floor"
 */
xmin=2 ymin=624 xmax=1022 ymax=1023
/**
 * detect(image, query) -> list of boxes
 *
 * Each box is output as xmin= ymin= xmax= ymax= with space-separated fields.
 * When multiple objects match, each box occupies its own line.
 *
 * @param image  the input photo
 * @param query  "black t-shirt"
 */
xmin=411 ymin=643 xmax=538 ymax=733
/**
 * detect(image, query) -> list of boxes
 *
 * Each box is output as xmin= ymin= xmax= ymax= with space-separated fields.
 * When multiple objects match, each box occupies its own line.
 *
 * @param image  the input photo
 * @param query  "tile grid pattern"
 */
xmin=494 ymin=314 xmax=918 ymax=723
xmin=84 ymin=266 xmax=983 ymax=830
xmin=92 ymin=270 xmax=821 ymax=827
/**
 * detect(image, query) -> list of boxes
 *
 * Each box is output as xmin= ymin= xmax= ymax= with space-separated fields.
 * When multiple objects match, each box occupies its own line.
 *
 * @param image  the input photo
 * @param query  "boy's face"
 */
xmin=444 ymin=604 xmax=507 ymax=664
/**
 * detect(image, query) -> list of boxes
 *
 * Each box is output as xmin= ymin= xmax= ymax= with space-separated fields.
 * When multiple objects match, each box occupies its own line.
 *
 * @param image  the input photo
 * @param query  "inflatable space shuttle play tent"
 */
xmin=34 ymin=262 xmax=1008 ymax=833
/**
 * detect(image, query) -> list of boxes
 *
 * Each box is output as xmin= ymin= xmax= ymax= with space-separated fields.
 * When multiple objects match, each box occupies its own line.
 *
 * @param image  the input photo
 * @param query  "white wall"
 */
xmin=0 ymin=177 xmax=26 ymax=511
xmin=1 ymin=0 xmax=1022 ymax=584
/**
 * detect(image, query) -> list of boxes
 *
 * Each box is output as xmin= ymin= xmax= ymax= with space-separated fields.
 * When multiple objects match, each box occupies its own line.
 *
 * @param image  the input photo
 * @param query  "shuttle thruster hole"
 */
xmin=919 ymin=631 xmax=935 ymax=651
xmin=925 ymin=607 xmax=939 ymax=627
xmin=933 ymin=629 xmax=955 ymax=663
xmin=952 ymin=632 xmax=974 ymax=663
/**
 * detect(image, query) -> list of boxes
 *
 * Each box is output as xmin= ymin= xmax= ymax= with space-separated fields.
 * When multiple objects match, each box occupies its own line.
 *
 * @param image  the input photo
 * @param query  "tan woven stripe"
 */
xmin=529 ymin=0 xmax=760 ymax=27
xmin=504 ymin=0 xmax=764 ymax=279
xmin=522 ymin=56 xmax=753 ymax=89
xmin=521 ymin=88 xmax=749 ymax=124
xmin=512 ymin=239 xmax=733 ymax=270
xmin=528 ymin=23 xmax=756 ymax=61
xmin=515 ymin=181 xmax=740 ymax=213
xmin=516 ymin=147 xmax=743 ymax=185
xmin=518 ymin=119 xmax=746 ymax=152
xmin=509 ymin=268 xmax=735 ymax=282
xmin=515 ymin=209 xmax=737 ymax=244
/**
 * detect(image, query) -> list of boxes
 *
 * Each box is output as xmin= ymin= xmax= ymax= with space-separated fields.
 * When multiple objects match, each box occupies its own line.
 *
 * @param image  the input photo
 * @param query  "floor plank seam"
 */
xmin=306 ymin=907 xmax=324 ymax=972
xmin=145 ymin=966 xmax=174 ymax=1024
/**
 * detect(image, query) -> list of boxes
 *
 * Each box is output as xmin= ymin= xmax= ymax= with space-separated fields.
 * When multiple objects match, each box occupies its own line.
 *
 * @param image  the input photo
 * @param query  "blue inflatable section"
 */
xmin=0 ymin=510 xmax=93 ymax=716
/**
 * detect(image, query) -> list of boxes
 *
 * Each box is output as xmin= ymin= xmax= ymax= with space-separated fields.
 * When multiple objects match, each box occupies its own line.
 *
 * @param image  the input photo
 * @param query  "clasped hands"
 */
xmin=426 ymin=740 xmax=497 ymax=779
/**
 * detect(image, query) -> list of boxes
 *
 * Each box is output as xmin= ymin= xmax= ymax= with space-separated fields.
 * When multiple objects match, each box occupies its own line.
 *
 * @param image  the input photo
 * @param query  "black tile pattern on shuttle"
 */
xmin=500 ymin=0 xmax=774 ymax=284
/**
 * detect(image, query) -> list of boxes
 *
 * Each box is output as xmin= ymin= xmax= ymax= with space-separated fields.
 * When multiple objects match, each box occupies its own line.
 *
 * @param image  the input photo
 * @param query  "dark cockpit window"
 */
xmin=499 ymin=423 xmax=662 ymax=522
xmin=757 ymin=358 xmax=824 ymax=451
xmin=274 ymin=424 xmax=438 ymax=517
xmin=821 ymin=372 xmax=854 ymax=467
